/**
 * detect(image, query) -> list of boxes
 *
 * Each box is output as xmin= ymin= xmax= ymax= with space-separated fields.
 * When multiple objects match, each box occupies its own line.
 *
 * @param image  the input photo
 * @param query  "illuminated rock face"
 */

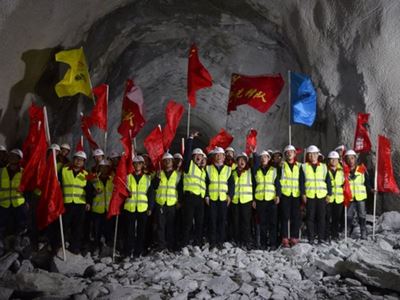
xmin=0 ymin=1 xmax=399 ymax=208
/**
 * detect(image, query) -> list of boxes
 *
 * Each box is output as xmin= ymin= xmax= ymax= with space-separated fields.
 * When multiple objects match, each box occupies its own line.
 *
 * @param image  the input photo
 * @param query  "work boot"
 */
xmin=281 ymin=238 xmax=290 ymax=248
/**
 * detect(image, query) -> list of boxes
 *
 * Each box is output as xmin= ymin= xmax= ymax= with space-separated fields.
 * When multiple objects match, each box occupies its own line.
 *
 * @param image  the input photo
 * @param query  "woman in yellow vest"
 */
xmin=326 ymin=151 xmax=345 ymax=241
xmin=344 ymin=150 xmax=372 ymax=239
xmin=231 ymin=152 xmax=253 ymax=248
xmin=252 ymin=150 xmax=281 ymax=250
xmin=205 ymin=147 xmax=234 ymax=249
xmin=122 ymin=155 xmax=154 ymax=257
xmin=302 ymin=145 xmax=332 ymax=244
xmin=153 ymin=153 xmax=181 ymax=251
xmin=0 ymin=149 xmax=27 ymax=242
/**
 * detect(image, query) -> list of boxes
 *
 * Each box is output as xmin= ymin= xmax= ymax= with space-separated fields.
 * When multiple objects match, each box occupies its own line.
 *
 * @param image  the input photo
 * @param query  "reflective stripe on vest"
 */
xmin=124 ymin=174 xmax=151 ymax=212
xmin=156 ymin=171 xmax=180 ymax=206
xmin=183 ymin=161 xmax=206 ymax=197
xmin=349 ymin=169 xmax=367 ymax=201
xmin=206 ymin=165 xmax=232 ymax=201
xmin=280 ymin=162 xmax=301 ymax=197
xmin=255 ymin=167 xmax=277 ymax=201
xmin=0 ymin=168 xmax=25 ymax=208
xmin=232 ymin=169 xmax=253 ymax=204
xmin=91 ymin=178 xmax=113 ymax=214
xmin=328 ymin=169 xmax=344 ymax=204
xmin=302 ymin=163 xmax=328 ymax=199
xmin=62 ymin=167 xmax=87 ymax=204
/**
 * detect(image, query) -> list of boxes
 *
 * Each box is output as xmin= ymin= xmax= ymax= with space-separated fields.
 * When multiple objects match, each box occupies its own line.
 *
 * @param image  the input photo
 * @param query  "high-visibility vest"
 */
xmin=155 ymin=171 xmax=180 ymax=206
xmin=302 ymin=163 xmax=328 ymax=199
xmin=124 ymin=174 xmax=151 ymax=212
xmin=91 ymin=177 xmax=113 ymax=214
xmin=232 ymin=169 xmax=253 ymax=204
xmin=0 ymin=168 xmax=25 ymax=208
xmin=328 ymin=169 xmax=344 ymax=204
xmin=206 ymin=165 xmax=232 ymax=201
xmin=183 ymin=161 xmax=206 ymax=197
xmin=349 ymin=168 xmax=367 ymax=201
xmin=280 ymin=161 xmax=301 ymax=197
xmin=255 ymin=167 xmax=277 ymax=201
xmin=62 ymin=167 xmax=88 ymax=204
xmin=56 ymin=162 xmax=64 ymax=172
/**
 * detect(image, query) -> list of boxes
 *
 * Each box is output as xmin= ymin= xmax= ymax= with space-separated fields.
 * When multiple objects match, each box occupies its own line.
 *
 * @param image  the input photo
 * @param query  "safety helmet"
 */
xmin=344 ymin=149 xmax=357 ymax=157
xmin=327 ymin=151 xmax=340 ymax=159
xmin=10 ymin=149 xmax=23 ymax=159
xmin=162 ymin=152 xmax=174 ymax=160
xmin=306 ymin=145 xmax=320 ymax=153
xmin=93 ymin=148 xmax=105 ymax=157
xmin=73 ymin=151 xmax=87 ymax=160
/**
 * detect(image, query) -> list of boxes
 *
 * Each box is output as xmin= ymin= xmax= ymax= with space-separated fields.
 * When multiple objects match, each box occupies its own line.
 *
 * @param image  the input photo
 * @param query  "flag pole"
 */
xmin=187 ymin=103 xmax=191 ymax=138
xmin=104 ymin=84 xmax=109 ymax=153
xmin=112 ymin=215 xmax=119 ymax=263
xmin=344 ymin=206 xmax=348 ymax=242
xmin=372 ymin=136 xmax=379 ymax=241
xmin=288 ymin=70 xmax=292 ymax=145
xmin=181 ymin=138 xmax=185 ymax=155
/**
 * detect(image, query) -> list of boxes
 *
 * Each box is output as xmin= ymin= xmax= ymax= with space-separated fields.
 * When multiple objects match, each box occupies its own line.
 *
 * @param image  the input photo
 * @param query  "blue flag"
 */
xmin=290 ymin=72 xmax=317 ymax=127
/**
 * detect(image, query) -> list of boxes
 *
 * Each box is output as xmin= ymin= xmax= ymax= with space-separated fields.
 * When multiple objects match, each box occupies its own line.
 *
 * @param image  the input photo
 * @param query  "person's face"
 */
xmin=273 ymin=153 xmax=282 ymax=165
xmin=99 ymin=165 xmax=111 ymax=176
xmin=214 ymin=153 xmax=225 ymax=164
xmin=134 ymin=162 xmax=144 ymax=172
xmin=94 ymin=155 xmax=104 ymax=164
xmin=200 ymin=157 xmax=207 ymax=168
xmin=163 ymin=158 xmax=174 ymax=170
xmin=73 ymin=157 xmax=85 ymax=169
xmin=8 ymin=153 xmax=20 ymax=165
xmin=260 ymin=154 xmax=270 ymax=166
xmin=328 ymin=158 xmax=339 ymax=168
xmin=345 ymin=155 xmax=357 ymax=167
xmin=111 ymin=157 xmax=120 ymax=167
xmin=193 ymin=154 xmax=203 ymax=166
xmin=308 ymin=152 xmax=319 ymax=164
xmin=225 ymin=150 xmax=234 ymax=158
xmin=237 ymin=157 xmax=247 ymax=169
xmin=61 ymin=148 xmax=70 ymax=157
xmin=285 ymin=150 xmax=296 ymax=161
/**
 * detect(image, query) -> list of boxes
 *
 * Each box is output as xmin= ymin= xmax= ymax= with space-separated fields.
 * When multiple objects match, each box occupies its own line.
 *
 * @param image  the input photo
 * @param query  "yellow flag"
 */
xmin=54 ymin=47 xmax=93 ymax=98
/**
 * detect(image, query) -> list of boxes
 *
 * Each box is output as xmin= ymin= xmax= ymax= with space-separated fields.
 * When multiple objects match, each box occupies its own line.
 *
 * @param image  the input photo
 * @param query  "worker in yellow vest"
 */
xmin=58 ymin=143 xmax=71 ymax=168
xmin=59 ymin=151 xmax=94 ymax=254
xmin=182 ymin=132 xmax=207 ymax=247
xmin=326 ymin=151 xmax=344 ymax=241
xmin=302 ymin=145 xmax=332 ymax=244
xmin=344 ymin=149 xmax=372 ymax=240
xmin=91 ymin=148 xmax=105 ymax=173
xmin=231 ymin=152 xmax=254 ymax=248
xmin=205 ymin=147 xmax=234 ymax=248
xmin=153 ymin=153 xmax=181 ymax=251
xmin=0 ymin=149 xmax=27 ymax=243
xmin=225 ymin=147 xmax=237 ymax=170
xmin=272 ymin=150 xmax=283 ymax=168
xmin=252 ymin=150 xmax=281 ymax=250
xmin=90 ymin=159 xmax=114 ymax=253
xmin=122 ymin=155 xmax=154 ymax=257
xmin=109 ymin=151 xmax=121 ymax=172
xmin=0 ymin=146 xmax=8 ymax=168
xmin=279 ymin=145 xmax=302 ymax=248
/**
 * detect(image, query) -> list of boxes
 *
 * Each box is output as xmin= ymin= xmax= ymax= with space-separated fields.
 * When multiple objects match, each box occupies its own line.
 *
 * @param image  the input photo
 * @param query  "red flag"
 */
xmin=81 ymin=115 xmax=99 ymax=149
xmin=163 ymin=100 xmax=184 ymax=150
xmin=144 ymin=126 xmax=164 ymax=168
xmin=227 ymin=73 xmax=284 ymax=114
xmin=22 ymin=103 xmax=45 ymax=167
xmin=19 ymin=119 xmax=48 ymax=192
xmin=84 ymin=84 xmax=108 ymax=131
xmin=75 ymin=136 xmax=84 ymax=152
xmin=118 ymin=80 xmax=146 ymax=138
xmin=187 ymin=43 xmax=213 ymax=107
xmin=353 ymin=113 xmax=372 ymax=153
xmin=121 ymin=134 xmax=134 ymax=174
xmin=205 ymin=128 xmax=233 ymax=154
xmin=342 ymin=162 xmax=353 ymax=207
xmin=36 ymin=153 xmax=65 ymax=230
xmin=377 ymin=135 xmax=400 ymax=193
xmin=245 ymin=129 xmax=257 ymax=155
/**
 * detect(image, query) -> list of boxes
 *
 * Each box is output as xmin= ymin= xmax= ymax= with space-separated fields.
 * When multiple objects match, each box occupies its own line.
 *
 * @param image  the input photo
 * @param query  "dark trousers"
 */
xmin=91 ymin=212 xmax=113 ymax=248
xmin=306 ymin=198 xmax=327 ymax=241
xmin=155 ymin=204 xmax=176 ymax=250
xmin=231 ymin=202 xmax=252 ymax=246
xmin=280 ymin=196 xmax=301 ymax=239
xmin=182 ymin=192 xmax=204 ymax=246
xmin=326 ymin=202 xmax=343 ymax=239
xmin=122 ymin=210 xmax=148 ymax=256
xmin=63 ymin=203 xmax=86 ymax=252
xmin=256 ymin=200 xmax=278 ymax=247
xmin=0 ymin=204 xmax=28 ymax=241
xmin=209 ymin=200 xmax=228 ymax=245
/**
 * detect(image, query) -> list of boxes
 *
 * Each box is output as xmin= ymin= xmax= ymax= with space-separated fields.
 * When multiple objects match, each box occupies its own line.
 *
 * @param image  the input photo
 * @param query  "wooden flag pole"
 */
xmin=104 ymin=84 xmax=109 ymax=153
xmin=372 ymin=136 xmax=379 ymax=241
xmin=186 ymin=103 xmax=191 ymax=138
xmin=344 ymin=206 xmax=348 ymax=242
xmin=112 ymin=215 xmax=119 ymax=263
xmin=288 ymin=70 xmax=292 ymax=145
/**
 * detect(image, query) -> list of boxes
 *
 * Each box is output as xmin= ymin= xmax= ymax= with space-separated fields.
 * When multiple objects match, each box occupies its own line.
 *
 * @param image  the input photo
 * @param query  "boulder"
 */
xmin=0 ymin=252 xmax=19 ymax=278
xmin=314 ymin=257 xmax=343 ymax=275
xmin=377 ymin=211 xmax=400 ymax=232
xmin=206 ymin=275 xmax=239 ymax=295
xmin=51 ymin=250 xmax=94 ymax=276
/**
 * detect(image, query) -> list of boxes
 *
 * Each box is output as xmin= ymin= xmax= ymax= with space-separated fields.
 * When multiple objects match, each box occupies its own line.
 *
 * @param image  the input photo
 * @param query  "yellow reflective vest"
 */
xmin=155 ymin=171 xmax=180 ymax=206
xmin=124 ymin=174 xmax=151 ymax=212
xmin=91 ymin=177 xmax=113 ymax=214
xmin=328 ymin=168 xmax=344 ymax=204
xmin=61 ymin=167 xmax=88 ymax=204
xmin=206 ymin=164 xmax=232 ymax=201
xmin=302 ymin=163 xmax=328 ymax=199
xmin=183 ymin=161 xmax=206 ymax=197
xmin=280 ymin=161 xmax=301 ymax=197
xmin=0 ymin=167 xmax=25 ymax=208
xmin=349 ymin=168 xmax=367 ymax=201
xmin=232 ymin=169 xmax=253 ymax=204
xmin=255 ymin=167 xmax=277 ymax=201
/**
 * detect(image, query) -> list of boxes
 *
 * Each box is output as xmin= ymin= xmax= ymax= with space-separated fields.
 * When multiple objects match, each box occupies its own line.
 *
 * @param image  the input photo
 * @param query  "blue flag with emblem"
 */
xmin=290 ymin=72 xmax=317 ymax=127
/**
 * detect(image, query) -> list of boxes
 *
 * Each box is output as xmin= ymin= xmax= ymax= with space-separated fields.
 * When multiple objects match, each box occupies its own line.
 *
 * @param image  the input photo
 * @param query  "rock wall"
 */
xmin=0 ymin=0 xmax=399 ymax=210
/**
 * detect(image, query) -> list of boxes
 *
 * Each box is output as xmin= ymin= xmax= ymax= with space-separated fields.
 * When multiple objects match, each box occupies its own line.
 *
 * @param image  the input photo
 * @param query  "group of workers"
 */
xmin=0 ymin=131 xmax=372 ymax=258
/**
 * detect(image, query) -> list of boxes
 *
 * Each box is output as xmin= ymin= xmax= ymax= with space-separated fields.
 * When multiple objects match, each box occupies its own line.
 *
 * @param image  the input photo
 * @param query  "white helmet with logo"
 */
xmin=306 ymin=145 xmax=320 ymax=153
xmin=327 ymin=151 xmax=340 ymax=159
xmin=73 ymin=151 xmax=87 ymax=160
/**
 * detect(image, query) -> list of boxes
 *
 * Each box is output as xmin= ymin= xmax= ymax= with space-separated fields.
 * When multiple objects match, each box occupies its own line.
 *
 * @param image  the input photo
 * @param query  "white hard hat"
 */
xmin=10 ymin=149 xmax=23 ymax=159
xmin=260 ymin=150 xmax=271 ymax=158
xmin=173 ymin=153 xmax=183 ymax=160
xmin=60 ymin=143 xmax=71 ymax=151
xmin=93 ymin=148 xmax=105 ymax=157
xmin=49 ymin=143 xmax=61 ymax=151
xmin=335 ymin=145 xmax=345 ymax=152
xmin=192 ymin=148 xmax=204 ymax=155
xmin=213 ymin=147 xmax=225 ymax=154
xmin=73 ymin=151 xmax=87 ymax=160
xmin=162 ymin=152 xmax=174 ymax=160
xmin=284 ymin=145 xmax=296 ymax=152
xmin=327 ymin=151 xmax=340 ymax=159
xmin=236 ymin=152 xmax=248 ymax=161
xmin=109 ymin=151 xmax=121 ymax=159
xmin=133 ymin=155 xmax=145 ymax=163
xmin=0 ymin=145 xmax=7 ymax=152
xmin=99 ymin=159 xmax=112 ymax=166
xmin=273 ymin=149 xmax=283 ymax=155
xmin=344 ymin=149 xmax=357 ymax=157
xmin=306 ymin=145 xmax=320 ymax=153
xmin=225 ymin=147 xmax=235 ymax=153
